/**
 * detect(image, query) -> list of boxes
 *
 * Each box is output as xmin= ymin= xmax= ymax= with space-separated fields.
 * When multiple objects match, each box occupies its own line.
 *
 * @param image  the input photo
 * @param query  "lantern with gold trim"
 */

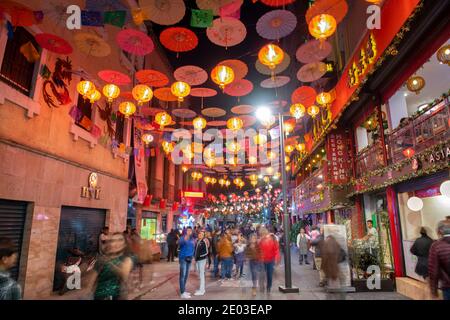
xmin=290 ymin=103 xmax=306 ymax=119
xmin=308 ymin=14 xmax=336 ymax=42
xmin=141 ymin=133 xmax=154 ymax=146
xmin=436 ymin=45 xmax=450 ymax=66
xmin=296 ymin=142 xmax=306 ymax=153
xmin=258 ymin=44 xmax=284 ymax=77
xmin=118 ymin=101 xmax=136 ymax=118
xmin=77 ymin=80 xmax=96 ymax=99
xmin=103 ymin=84 xmax=120 ymax=103
xmin=171 ymin=81 xmax=190 ymax=102
xmin=155 ymin=111 xmax=172 ymax=128
xmin=227 ymin=117 xmax=243 ymax=131
xmin=307 ymin=105 xmax=320 ymax=118
xmin=211 ymin=65 xmax=234 ymax=90
xmin=87 ymin=90 xmax=101 ymax=104
xmin=285 ymin=144 xmax=294 ymax=154
xmin=193 ymin=116 xmax=207 ymax=130
xmin=132 ymin=84 xmax=153 ymax=106
xmin=406 ymin=76 xmax=425 ymax=95
xmin=316 ymin=92 xmax=332 ymax=106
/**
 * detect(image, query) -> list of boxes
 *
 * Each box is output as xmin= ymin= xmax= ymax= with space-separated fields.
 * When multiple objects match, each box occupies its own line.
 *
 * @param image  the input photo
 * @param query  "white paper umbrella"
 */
xmin=141 ymin=0 xmax=186 ymax=26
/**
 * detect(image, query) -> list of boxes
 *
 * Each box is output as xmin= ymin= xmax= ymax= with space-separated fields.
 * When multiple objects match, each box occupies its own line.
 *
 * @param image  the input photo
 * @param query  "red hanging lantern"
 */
xmin=402 ymin=147 xmax=415 ymax=158
xmin=143 ymin=194 xmax=153 ymax=207
xmin=159 ymin=198 xmax=166 ymax=209
xmin=172 ymin=202 xmax=179 ymax=211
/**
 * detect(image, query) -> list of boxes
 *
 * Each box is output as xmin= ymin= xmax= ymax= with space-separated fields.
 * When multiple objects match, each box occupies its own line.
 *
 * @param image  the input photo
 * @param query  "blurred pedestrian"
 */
xmin=130 ymin=228 xmax=143 ymax=290
xmin=233 ymin=233 xmax=247 ymax=279
xmin=310 ymin=225 xmax=320 ymax=270
xmin=297 ymin=228 xmax=311 ymax=265
xmin=166 ymin=229 xmax=178 ymax=262
xmin=410 ymin=227 xmax=434 ymax=279
xmin=194 ymin=230 xmax=209 ymax=296
xmin=205 ymin=231 xmax=212 ymax=270
xmin=218 ymin=229 xmax=233 ymax=282
xmin=428 ymin=220 xmax=450 ymax=300
xmin=0 ymin=238 xmax=22 ymax=300
xmin=179 ymin=226 xmax=195 ymax=299
xmin=258 ymin=227 xmax=280 ymax=294
xmin=246 ymin=233 xmax=261 ymax=297
xmin=311 ymin=226 xmax=326 ymax=286
xmin=321 ymin=235 xmax=347 ymax=299
xmin=99 ymin=227 xmax=109 ymax=255
xmin=211 ymin=229 xmax=221 ymax=278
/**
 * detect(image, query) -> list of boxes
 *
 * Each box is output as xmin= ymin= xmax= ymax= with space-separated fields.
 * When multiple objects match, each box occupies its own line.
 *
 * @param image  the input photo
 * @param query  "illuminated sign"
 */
xmin=181 ymin=191 xmax=205 ymax=198
xmin=347 ymin=33 xmax=377 ymax=88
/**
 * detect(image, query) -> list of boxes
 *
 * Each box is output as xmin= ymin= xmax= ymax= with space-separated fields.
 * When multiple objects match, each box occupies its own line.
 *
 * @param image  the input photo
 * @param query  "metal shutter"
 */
xmin=0 ymin=199 xmax=27 ymax=280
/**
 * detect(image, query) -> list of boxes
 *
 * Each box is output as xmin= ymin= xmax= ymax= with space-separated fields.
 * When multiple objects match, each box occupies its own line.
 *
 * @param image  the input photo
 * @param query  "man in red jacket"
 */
xmin=258 ymin=227 xmax=280 ymax=294
xmin=428 ymin=220 xmax=450 ymax=300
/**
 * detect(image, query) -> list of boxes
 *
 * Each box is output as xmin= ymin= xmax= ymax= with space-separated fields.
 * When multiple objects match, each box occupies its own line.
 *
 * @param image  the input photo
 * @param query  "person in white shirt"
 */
xmin=362 ymin=220 xmax=379 ymax=256
xmin=296 ymin=228 xmax=311 ymax=265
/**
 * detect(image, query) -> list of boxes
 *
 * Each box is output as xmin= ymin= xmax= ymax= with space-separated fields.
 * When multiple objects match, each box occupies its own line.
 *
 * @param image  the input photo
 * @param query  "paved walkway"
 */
xmin=130 ymin=251 xmax=409 ymax=301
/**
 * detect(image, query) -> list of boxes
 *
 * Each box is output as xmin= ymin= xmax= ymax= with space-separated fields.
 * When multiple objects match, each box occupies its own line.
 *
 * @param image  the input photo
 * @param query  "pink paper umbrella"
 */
xmin=116 ymin=29 xmax=154 ymax=56
xmin=296 ymin=40 xmax=332 ymax=63
xmin=256 ymin=9 xmax=297 ymax=40
xmin=174 ymin=65 xmax=208 ymax=86
xmin=35 ymin=33 xmax=73 ymax=54
xmin=98 ymin=70 xmax=131 ymax=85
xmin=224 ymin=79 xmax=253 ymax=98
xmin=206 ymin=17 xmax=247 ymax=48
xmin=190 ymin=88 xmax=218 ymax=98
xmin=260 ymin=76 xmax=290 ymax=88
xmin=219 ymin=0 xmax=243 ymax=17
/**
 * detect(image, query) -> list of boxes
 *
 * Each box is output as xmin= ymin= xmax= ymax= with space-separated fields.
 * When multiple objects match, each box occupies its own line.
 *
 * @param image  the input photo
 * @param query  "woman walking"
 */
xmin=194 ymin=230 xmax=209 ymax=296
xmin=296 ymin=228 xmax=311 ymax=265
xmin=321 ymin=235 xmax=347 ymax=299
xmin=245 ymin=233 xmax=261 ymax=297
xmin=233 ymin=233 xmax=247 ymax=279
xmin=410 ymin=227 xmax=434 ymax=279
xmin=258 ymin=227 xmax=280 ymax=294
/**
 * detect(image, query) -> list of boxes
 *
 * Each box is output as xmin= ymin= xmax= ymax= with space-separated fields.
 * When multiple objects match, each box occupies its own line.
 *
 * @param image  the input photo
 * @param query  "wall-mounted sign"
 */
xmin=428 ymin=146 xmax=450 ymax=163
xmin=326 ymin=129 xmax=352 ymax=185
xmin=81 ymin=172 xmax=101 ymax=199
xmin=181 ymin=191 xmax=205 ymax=199
xmin=347 ymin=33 xmax=377 ymax=88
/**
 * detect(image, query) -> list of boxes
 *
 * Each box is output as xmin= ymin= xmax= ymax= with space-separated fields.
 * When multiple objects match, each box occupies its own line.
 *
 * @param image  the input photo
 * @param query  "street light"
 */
xmin=256 ymin=106 xmax=299 ymax=294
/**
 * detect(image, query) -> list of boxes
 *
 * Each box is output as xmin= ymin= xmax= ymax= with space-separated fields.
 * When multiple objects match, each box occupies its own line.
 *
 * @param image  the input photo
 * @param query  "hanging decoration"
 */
xmin=136 ymin=69 xmax=169 ymax=87
xmin=132 ymin=84 xmax=153 ymax=106
xmin=219 ymin=59 xmax=248 ymax=80
xmin=19 ymin=41 xmax=40 ymax=63
xmin=211 ymin=65 xmax=235 ymax=90
xmin=116 ymin=28 xmax=154 ymax=56
xmin=141 ymin=0 xmax=186 ymax=26
xmin=290 ymin=103 xmax=306 ymax=119
xmin=141 ymin=133 xmax=154 ymax=145
xmin=407 ymin=196 xmax=423 ymax=211
xmin=227 ymin=117 xmax=244 ymax=131
xmin=296 ymin=39 xmax=332 ymax=63
xmin=87 ymin=90 xmax=101 ymax=104
xmin=231 ymin=105 xmax=254 ymax=115
xmin=260 ymin=76 xmax=290 ymax=89
xmin=155 ymin=111 xmax=173 ymax=128
xmin=219 ymin=0 xmax=243 ymax=18
xmin=77 ymin=80 xmax=96 ymax=99
xmin=35 ymin=33 xmax=73 ymax=54
xmin=171 ymin=81 xmax=191 ymax=102
xmin=256 ymin=9 xmax=297 ymax=40
xmin=223 ymin=79 xmax=254 ymax=100
xmin=308 ymin=14 xmax=337 ymax=41
xmin=206 ymin=17 xmax=247 ymax=49
xmin=202 ymin=107 xmax=227 ymax=118
xmin=296 ymin=142 xmax=306 ymax=153
xmin=436 ymin=45 xmax=450 ymax=66
xmin=306 ymin=0 xmax=348 ymax=25
xmin=261 ymin=0 xmax=295 ymax=7
xmin=190 ymin=9 xmax=214 ymax=28
xmin=119 ymin=101 xmax=136 ymax=118
xmin=193 ymin=116 xmax=207 ymax=130
xmin=160 ymin=27 xmax=199 ymax=57
xmin=154 ymin=87 xmax=178 ymax=102
xmin=174 ymin=65 xmax=208 ymax=86
xmin=162 ymin=141 xmax=175 ymax=154
xmin=256 ymin=52 xmax=290 ymax=76
xmin=173 ymin=109 xmax=197 ymax=119
xmin=196 ymin=0 xmax=235 ymax=16
xmin=307 ymin=105 xmax=320 ymax=118
xmin=103 ymin=84 xmax=120 ymax=103
xmin=316 ymin=91 xmax=333 ymax=106
xmin=254 ymin=134 xmax=269 ymax=145
xmin=440 ymin=180 xmax=450 ymax=198
xmin=43 ymin=57 xmax=73 ymax=108
xmin=190 ymin=87 xmax=218 ymax=98
xmin=406 ymin=75 xmax=425 ymax=94
xmin=258 ymin=43 xmax=284 ymax=71
xmin=291 ymin=86 xmax=317 ymax=106
xmin=74 ymin=33 xmax=111 ymax=58
xmin=297 ymin=62 xmax=328 ymax=82
xmin=98 ymin=70 xmax=131 ymax=86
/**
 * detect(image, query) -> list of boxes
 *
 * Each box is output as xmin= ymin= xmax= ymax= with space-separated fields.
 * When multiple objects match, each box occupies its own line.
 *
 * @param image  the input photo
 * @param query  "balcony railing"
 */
xmin=297 ymin=167 xmax=327 ymax=199
xmin=355 ymin=141 xmax=386 ymax=178
xmin=388 ymin=99 xmax=450 ymax=164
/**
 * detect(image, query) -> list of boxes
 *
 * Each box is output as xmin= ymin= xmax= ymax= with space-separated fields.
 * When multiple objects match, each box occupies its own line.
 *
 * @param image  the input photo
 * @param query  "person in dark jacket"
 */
xmin=311 ymin=226 xmax=326 ymax=286
xmin=0 ymin=238 xmax=21 ymax=300
xmin=410 ymin=227 xmax=434 ymax=279
xmin=211 ymin=229 xmax=221 ymax=278
xmin=194 ymin=230 xmax=209 ymax=296
xmin=166 ymin=229 xmax=179 ymax=262
xmin=428 ymin=220 xmax=450 ymax=300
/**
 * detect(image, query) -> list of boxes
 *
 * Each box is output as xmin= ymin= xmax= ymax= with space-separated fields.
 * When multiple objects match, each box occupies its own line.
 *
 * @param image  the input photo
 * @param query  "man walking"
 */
xmin=179 ymin=227 xmax=195 ymax=299
xmin=167 ymin=229 xmax=178 ymax=262
xmin=218 ymin=229 xmax=234 ymax=281
xmin=428 ymin=220 xmax=450 ymax=300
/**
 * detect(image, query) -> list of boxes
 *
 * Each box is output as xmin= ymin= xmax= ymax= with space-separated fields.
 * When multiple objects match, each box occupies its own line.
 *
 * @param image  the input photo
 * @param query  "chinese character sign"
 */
xmin=326 ymin=129 xmax=351 ymax=185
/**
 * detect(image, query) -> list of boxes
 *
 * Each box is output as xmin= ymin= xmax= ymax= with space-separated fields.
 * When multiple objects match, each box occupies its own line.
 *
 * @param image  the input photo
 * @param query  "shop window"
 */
xmin=115 ymin=113 xmax=125 ymax=144
xmin=74 ymin=90 xmax=93 ymax=131
xmin=0 ymin=27 xmax=40 ymax=96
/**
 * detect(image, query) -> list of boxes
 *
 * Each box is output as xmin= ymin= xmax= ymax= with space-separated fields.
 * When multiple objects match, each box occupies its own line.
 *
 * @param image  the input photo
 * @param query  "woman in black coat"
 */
xmin=410 ymin=227 xmax=434 ymax=278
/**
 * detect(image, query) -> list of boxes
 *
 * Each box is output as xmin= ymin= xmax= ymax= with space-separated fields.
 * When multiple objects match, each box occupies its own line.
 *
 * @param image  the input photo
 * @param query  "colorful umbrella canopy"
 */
xmin=223 ymin=79 xmax=254 ymax=97
xmin=218 ymin=59 xmax=248 ymax=79
xmin=206 ymin=17 xmax=247 ymax=48
xmin=255 ymin=53 xmax=290 ymax=75
xmin=98 ymin=70 xmax=131 ymax=85
xmin=172 ymin=108 xmax=197 ymax=119
xmin=202 ymin=107 xmax=227 ymax=118
xmin=260 ymin=76 xmax=290 ymax=88
xmin=196 ymin=0 xmax=236 ymax=16
xmin=240 ymin=115 xmax=257 ymax=127
xmin=190 ymin=87 xmax=218 ymax=97
xmin=141 ymin=0 xmax=186 ymax=26
xmin=160 ymin=27 xmax=198 ymax=55
xmin=231 ymin=105 xmax=254 ymax=115
xmin=256 ymin=9 xmax=297 ymax=40
xmin=219 ymin=0 xmax=243 ymax=17
xmin=306 ymin=0 xmax=348 ymax=25
xmin=179 ymin=121 xmax=195 ymax=126
xmin=35 ymin=33 xmax=73 ymax=55
xmin=74 ymin=33 xmax=111 ymax=57
xmin=261 ymin=0 xmax=296 ymax=7
xmin=291 ymin=86 xmax=317 ymax=106
xmin=116 ymin=29 xmax=154 ymax=56
xmin=296 ymin=39 xmax=332 ymax=63
xmin=174 ymin=65 xmax=207 ymax=86
xmin=136 ymin=70 xmax=169 ymax=87
xmin=141 ymin=107 xmax=165 ymax=116
xmin=154 ymin=87 xmax=178 ymax=101
xmin=208 ymin=120 xmax=227 ymax=127
xmin=297 ymin=62 xmax=327 ymax=82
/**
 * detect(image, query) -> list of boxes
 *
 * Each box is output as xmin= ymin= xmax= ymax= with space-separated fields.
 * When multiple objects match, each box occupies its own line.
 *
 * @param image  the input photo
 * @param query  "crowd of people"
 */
xmin=176 ymin=223 xmax=281 ymax=299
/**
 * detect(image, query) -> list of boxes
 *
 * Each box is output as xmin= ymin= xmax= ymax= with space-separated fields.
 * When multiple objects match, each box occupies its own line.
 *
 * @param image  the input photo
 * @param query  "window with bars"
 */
xmin=0 ymin=27 xmax=40 ymax=96
xmin=74 ymin=82 xmax=93 ymax=131
xmin=115 ymin=113 xmax=125 ymax=144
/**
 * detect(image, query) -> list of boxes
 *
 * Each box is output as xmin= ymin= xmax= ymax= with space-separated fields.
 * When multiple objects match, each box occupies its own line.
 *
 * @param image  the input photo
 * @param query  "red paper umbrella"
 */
xmin=160 ymin=27 xmax=198 ymax=55
xmin=224 ymin=79 xmax=253 ymax=97
xmin=291 ymin=86 xmax=317 ymax=106
xmin=117 ymin=29 xmax=154 ymax=56
xmin=35 ymin=33 xmax=73 ymax=54
xmin=98 ymin=70 xmax=131 ymax=85
xmin=296 ymin=40 xmax=332 ymax=64
xmin=261 ymin=0 xmax=296 ymax=7
xmin=154 ymin=87 xmax=177 ymax=101
xmin=190 ymin=88 xmax=218 ymax=98
xmin=208 ymin=120 xmax=227 ymax=127
xmin=174 ymin=65 xmax=207 ymax=86
xmin=136 ymin=70 xmax=169 ymax=87
xmin=219 ymin=59 xmax=248 ymax=79
xmin=120 ymin=91 xmax=133 ymax=100
xmin=306 ymin=0 xmax=348 ymax=25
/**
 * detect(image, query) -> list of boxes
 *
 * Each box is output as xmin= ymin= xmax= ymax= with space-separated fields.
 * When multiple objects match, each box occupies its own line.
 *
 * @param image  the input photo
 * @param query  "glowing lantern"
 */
xmin=285 ymin=155 xmax=290 ymax=164
xmin=263 ymin=176 xmax=270 ymax=183
xmin=132 ymin=84 xmax=153 ymax=105
xmin=406 ymin=76 xmax=425 ymax=94
xmin=239 ymin=181 xmax=245 ymax=189
xmin=155 ymin=112 xmax=172 ymax=128
xmin=285 ymin=145 xmax=294 ymax=154
xmin=193 ymin=116 xmax=207 ymax=130
xmin=203 ymin=148 xmax=215 ymax=159
xmin=286 ymin=164 xmax=291 ymax=172
xmin=141 ymin=133 xmax=154 ymax=145
xmin=284 ymin=122 xmax=294 ymax=135
xmin=233 ymin=178 xmax=242 ymax=186
xmin=182 ymin=165 xmax=189 ymax=173
xmin=290 ymin=103 xmax=305 ymax=119
xmin=102 ymin=84 xmax=120 ymax=103
xmin=219 ymin=178 xmax=225 ymax=186
xmin=205 ymin=157 xmax=216 ymax=168
xmin=249 ymin=174 xmax=258 ymax=181
xmin=77 ymin=80 xmax=95 ymax=98
xmin=436 ymin=45 xmax=450 ymax=66
xmin=171 ymin=81 xmax=190 ymax=102
xmin=226 ymin=141 xmax=241 ymax=153
xmin=308 ymin=14 xmax=337 ymax=41
xmin=211 ymin=178 xmax=217 ymax=185
xmin=258 ymin=44 xmax=284 ymax=70
xmin=253 ymin=133 xmax=267 ymax=145
xmin=248 ymin=156 xmax=257 ymax=164
xmin=407 ymin=196 xmax=423 ymax=211
xmin=162 ymin=141 xmax=174 ymax=154
xmin=225 ymin=180 xmax=231 ymax=187
xmin=402 ymin=147 xmax=415 ymax=158
xmin=204 ymin=176 xmax=212 ymax=184
xmin=118 ymin=101 xmax=136 ymax=118
xmin=227 ymin=117 xmax=243 ymax=131
xmin=87 ymin=90 xmax=101 ymax=104
xmin=211 ymin=65 xmax=234 ymax=90
xmin=267 ymin=151 xmax=277 ymax=160
xmin=307 ymin=105 xmax=320 ymax=118
xmin=296 ymin=143 xmax=306 ymax=153
xmin=316 ymin=92 xmax=332 ymax=106
xmin=251 ymin=180 xmax=258 ymax=187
